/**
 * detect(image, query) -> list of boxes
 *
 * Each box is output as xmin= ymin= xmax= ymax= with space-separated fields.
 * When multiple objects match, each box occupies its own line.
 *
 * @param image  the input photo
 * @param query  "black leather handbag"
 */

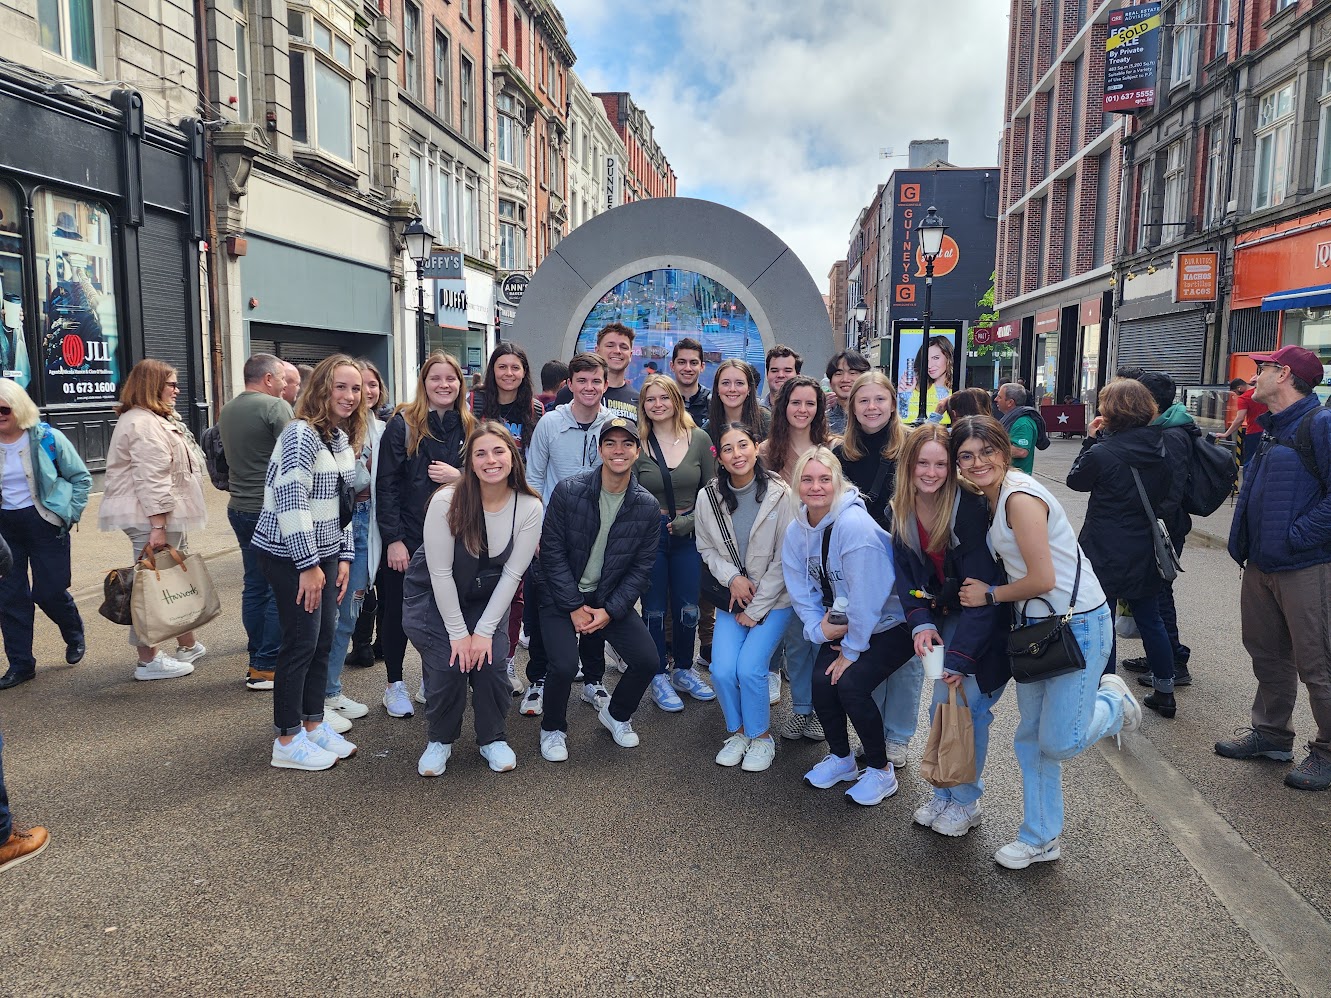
xmin=1006 ymin=552 xmax=1087 ymax=683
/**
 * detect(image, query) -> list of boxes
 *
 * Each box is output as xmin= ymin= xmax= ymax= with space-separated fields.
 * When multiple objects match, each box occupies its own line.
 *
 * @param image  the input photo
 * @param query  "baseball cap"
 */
xmin=598 ymin=417 xmax=640 ymax=445
xmin=1249 ymin=345 xmax=1325 ymax=387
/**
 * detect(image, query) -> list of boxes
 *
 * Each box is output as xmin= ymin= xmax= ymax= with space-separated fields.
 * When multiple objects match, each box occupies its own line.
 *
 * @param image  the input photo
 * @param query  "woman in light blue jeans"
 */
xmin=952 ymin=416 xmax=1141 ymax=870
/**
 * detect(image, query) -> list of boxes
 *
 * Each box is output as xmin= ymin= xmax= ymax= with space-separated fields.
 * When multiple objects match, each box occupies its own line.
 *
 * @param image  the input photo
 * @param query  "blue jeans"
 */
xmin=1109 ymin=591 xmax=1175 ymax=692
xmin=325 ymin=502 xmax=371 ymax=698
xmin=712 ymin=607 xmax=792 ymax=737
xmin=643 ymin=516 xmax=702 ymax=673
xmin=777 ymin=612 xmax=817 ymax=714
xmin=873 ymin=657 xmax=924 ymax=746
xmin=228 ymin=508 xmax=281 ymax=671
xmin=1013 ymin=602 xmax=1120 ymax=847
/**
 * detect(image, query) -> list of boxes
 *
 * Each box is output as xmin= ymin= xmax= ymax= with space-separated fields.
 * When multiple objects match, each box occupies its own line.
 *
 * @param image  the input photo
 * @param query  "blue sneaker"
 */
xmin=803 ymin=753 xmax=859 ymax=789
xmin=670 ymin=666 xmax=716 ymax=702
xmin=649 ymin=673 xmax=684 ymax=712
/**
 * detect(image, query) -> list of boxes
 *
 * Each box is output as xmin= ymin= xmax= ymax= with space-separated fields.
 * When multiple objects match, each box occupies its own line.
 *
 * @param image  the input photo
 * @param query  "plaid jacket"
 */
xmin=252 ymin=420 xmax=355 ymax=569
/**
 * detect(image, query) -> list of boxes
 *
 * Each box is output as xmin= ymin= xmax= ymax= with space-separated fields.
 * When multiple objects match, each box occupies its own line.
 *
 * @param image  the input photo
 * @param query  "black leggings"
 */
xmin=377 ymin=559 xmax=410 ymax=684
xmin=811 ymin=624 xmax=915 ymax=770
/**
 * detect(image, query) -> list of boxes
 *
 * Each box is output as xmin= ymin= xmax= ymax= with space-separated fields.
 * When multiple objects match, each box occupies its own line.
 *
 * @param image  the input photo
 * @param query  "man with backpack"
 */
xmin=1220 ymin=345 xmax=1331 ymax=791
xmin=995 ymin=383 xmax=1048 ymax=474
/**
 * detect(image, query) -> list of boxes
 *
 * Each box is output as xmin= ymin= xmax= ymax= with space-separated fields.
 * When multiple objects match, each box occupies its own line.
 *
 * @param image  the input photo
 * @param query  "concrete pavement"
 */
xmin=0 ymin=446 xmax=1327 ymax=997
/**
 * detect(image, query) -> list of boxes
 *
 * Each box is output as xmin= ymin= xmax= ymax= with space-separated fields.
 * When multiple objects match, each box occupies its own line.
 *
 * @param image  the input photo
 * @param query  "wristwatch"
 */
xmin=985 ymin=585 xmax=998 ymax=606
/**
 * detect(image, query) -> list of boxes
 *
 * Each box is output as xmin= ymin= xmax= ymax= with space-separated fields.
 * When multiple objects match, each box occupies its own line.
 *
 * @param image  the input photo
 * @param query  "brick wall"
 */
xmin=1022 ymin=199 xmax=1046 ymax=295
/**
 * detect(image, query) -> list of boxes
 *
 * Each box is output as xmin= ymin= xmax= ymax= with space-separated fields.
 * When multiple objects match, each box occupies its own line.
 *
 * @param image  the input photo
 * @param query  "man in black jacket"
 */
xmin=670 ymin=337 xmax=711 ymax=430
xmin=536 ymin=418 xmax=661 ymax=761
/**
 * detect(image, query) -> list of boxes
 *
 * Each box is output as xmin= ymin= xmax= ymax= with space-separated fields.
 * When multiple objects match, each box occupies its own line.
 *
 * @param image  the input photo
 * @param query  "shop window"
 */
xmin=497 ymin=93 xmax=526 ymax=168
xmin=1161 ymin=141 xmax=1187 ymax=242
xmin=1253 ymin=81 xmax=1295 ymax=211
xmin=1170 ymin=0 xmax=1197 ymax=86
xmin=433 ymin=28 xmax=450 ymax=123
xmin=37 ymin=0 xmax=96 ymax=69
xmin=498 ymin=198 xmax=526 ymax=270
xmin=1316 ymin=64 xmax=1331 ymax=189
xmin=0 ymin=182 xmax=33 ymax=388
xmin=288 ymin=5 xmax=355 ymax=163
xmin=460 ymin=55 xmax=476 ymax=143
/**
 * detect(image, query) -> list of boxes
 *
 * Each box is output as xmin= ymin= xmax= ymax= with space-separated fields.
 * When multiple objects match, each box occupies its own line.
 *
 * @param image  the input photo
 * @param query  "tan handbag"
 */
xmin=919 ymin=685 xmax=977 ymax=789
xmin=129 ymin=544 xmax=222 ymax=646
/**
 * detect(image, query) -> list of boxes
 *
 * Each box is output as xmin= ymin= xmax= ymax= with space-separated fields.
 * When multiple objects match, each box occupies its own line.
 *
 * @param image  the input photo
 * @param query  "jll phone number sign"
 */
xmin=1104 ymin=2 xmax=1162 ymax=113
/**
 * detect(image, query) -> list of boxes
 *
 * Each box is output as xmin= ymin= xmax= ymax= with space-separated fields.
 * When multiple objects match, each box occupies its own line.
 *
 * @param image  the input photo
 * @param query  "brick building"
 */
xmin=594 ymin=92 xmax=677 ymax=201
xmin=827 ymin=259 xmax=849 ymax=346
xmin=566 ymin=70 xmax=628 ymax=234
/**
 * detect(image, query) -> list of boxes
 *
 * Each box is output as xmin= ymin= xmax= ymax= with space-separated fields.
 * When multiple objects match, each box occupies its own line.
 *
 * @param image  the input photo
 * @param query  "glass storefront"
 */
xmin=1281 ymin=310 xmax=1331 ymax=404
xmin=1034 ymin=331 xmax=1059 ymax=402
xmin=0 ymin=180 xmax=31 ymax=387
xmin=1078 ymin=322 xmax=1101 ymax=405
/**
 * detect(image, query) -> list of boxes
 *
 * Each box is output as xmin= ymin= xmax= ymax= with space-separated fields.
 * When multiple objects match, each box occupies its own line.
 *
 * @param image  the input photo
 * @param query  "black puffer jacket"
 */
xmin=538 ymin=467 xmax=659 ymax=618
xmin=1066 ymin=425 xmax=1172 ymax=600
xmin=376 ymin=408 xmax=467 ymax=553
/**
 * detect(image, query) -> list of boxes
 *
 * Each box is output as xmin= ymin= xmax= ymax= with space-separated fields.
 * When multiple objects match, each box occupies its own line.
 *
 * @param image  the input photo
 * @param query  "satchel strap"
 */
xmin=1130 ymin=467 xmax=1159 ymax=525
xmin=1016 ymin=550 xmax=1081 ymax=623
xmin=818 ymin=519 xmax=836 ymax=609
xmin=705 ymin=484 xmax=746 ymax=579
xmin=648 ymin=431 xmax=677 ymax=521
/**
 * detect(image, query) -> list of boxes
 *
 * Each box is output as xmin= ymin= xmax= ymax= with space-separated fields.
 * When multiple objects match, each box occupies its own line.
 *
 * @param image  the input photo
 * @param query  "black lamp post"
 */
xmin=853 ymin=296 xmax=868 ymax=353
xmin=403 ymin=218 xmax=434 ymax=363
xmin=914 ymin=206 xmax=948 ymax=424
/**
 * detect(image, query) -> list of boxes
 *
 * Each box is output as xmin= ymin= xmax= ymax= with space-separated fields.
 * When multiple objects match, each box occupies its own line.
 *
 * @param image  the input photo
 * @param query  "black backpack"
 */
xmin=201 ymin=425 xmax=229 ymax=492
xmin=1268 ymin=408 xmax=1331 ymax=498
xmin=1183 ymin=433 xmax=1239 ymax=516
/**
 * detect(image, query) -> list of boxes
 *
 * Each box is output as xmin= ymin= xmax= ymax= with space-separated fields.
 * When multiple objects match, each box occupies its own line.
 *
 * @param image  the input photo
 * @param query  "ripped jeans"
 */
xmin=324 ymin=500 xmax=371 ymax=699
xmin=643 ymin=514 xmax=702 ymax=675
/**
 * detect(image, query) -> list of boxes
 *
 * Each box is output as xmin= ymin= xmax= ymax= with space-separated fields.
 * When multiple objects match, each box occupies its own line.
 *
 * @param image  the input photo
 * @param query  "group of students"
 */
xmin=233 ymin=325 xmax=1143 ymax=872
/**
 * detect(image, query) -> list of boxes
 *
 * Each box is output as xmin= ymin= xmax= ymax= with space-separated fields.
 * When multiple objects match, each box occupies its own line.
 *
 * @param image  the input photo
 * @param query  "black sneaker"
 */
xmin=1121 ymin=656 xmax=1150 ymax=673
xmin=65 ymin=639 xmax=86 ymax=665
xmin=1284 ymin=753 xmax=1331 ymax=791
xmin=1215 ymin=727 xmax=1294 ymax=761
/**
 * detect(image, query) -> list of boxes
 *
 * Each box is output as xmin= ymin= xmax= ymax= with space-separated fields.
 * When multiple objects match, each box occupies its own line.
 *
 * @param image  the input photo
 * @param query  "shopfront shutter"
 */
xmin=1115 ymin=311 xmax=1207 ymax=384
xmin=139 ymin=208 xmax=197 ymax=424
xmin=1227 ymin=307 xmax=1280 ymax=354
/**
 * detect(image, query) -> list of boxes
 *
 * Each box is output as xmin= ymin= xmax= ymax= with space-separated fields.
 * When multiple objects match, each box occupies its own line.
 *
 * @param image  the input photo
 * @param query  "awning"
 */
xmin=1261 ymin=283 xmax=1331 ymax=311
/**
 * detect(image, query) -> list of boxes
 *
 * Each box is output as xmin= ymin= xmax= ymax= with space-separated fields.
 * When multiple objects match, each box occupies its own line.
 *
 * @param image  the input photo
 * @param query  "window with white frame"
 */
xmin=1204 ymin=123 xmax=1226 ymax=223
xmin=1161 ymin=141 xmax=1187 ymax=241
xmin=465 ymin=174 xmax=479 ymax=257
xmin=459 ymin=55 xmax=476 ymax=142
xmin=1253 ymin=81 xmax=1296 ymax=210
xmin=1170 ymin=0 xmax=1197 ymax=86
xmin=1137 ymin=162 xmax=1153 ymax=249
xmin=288 ymin=5 xmax=356 ymax=163
xmin=234 ymin=0 xmax=252 ymax=120
xmin=1214 ymin=0 xmax=1230 ymax=57
xmin=37 ymin=0 xmax=96 ymax=68
xmin=498 ymin=197 xmax=525 ymax=269
xmin=433 ymin=29 xmax=450 ymax=123
xmin=403 ymin=2 xmax=421 ymax=99
xmin=436 ymin=161 xmax=453 ymax=246
xmin=1317 ymin=64 xmax=1331 ymax=189
xmin=367 ymin=71 xmax=382 ymax=188
xmin=408 ymin=152 xmax=422 ymax=209
xmin=1275 ymin=0 xmax=1296 ymax=11
xmin=570 ymin=119 xmax=580 ymax=163
xmin=496 ymin=93 xmax=526 ymax=168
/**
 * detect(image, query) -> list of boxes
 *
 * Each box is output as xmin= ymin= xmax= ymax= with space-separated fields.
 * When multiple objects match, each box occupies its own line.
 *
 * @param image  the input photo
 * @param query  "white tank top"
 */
xmin=988 ymin=471 xmax=1105 ymax=618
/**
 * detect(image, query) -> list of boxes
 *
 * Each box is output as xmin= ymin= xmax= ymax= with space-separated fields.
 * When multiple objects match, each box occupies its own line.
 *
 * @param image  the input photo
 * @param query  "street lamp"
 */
xmin=914 ymin=205 xmax=948 ymax=424
xmin=403 ymin=217 xmax=434 ymax=363
xmin=853 ymin=297 xmax=868 ymax=352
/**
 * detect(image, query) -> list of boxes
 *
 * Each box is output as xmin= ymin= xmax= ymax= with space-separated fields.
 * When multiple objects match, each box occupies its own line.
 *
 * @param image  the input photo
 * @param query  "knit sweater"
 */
xmin=252 ymin=420 xmax=356 ymax=569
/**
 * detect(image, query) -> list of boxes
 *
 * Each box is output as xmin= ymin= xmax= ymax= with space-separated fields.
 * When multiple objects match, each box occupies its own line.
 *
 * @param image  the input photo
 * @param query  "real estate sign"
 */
xmin=1104 ymin=3 xmax=1162 ymax=113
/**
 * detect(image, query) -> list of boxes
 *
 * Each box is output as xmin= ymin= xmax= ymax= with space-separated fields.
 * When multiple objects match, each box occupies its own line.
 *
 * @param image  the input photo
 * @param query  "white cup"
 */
xmin=921 ymin=644 xmax=945 ymax=681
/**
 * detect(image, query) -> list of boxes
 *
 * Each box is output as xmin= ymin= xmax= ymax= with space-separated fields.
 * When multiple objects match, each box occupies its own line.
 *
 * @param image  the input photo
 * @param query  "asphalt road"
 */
xmin=0 ymin=440 xmax=1327 ymax=997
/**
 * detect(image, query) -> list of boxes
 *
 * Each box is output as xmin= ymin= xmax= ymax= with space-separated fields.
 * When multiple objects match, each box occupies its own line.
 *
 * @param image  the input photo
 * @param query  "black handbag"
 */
xmin=98 ymin=564 xmax=136 ymax=625
xmin=1006 ymin=552 xmax=1088 ymax=683
xmin=323 ymin=434 xmax=355 ymax=531
xmin=700 ymin=484 xmax=745 ymax=608
xmin=1131 ymin=467 xmax=1182 ymax=583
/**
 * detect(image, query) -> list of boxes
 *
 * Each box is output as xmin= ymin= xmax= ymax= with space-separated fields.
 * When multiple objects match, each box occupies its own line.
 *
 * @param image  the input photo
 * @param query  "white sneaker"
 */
xmin=804 ymin=752 xmax=859 ymax=789
xmin=913 ymin=795 xmax=951 ymax=828
xmin=325 ymin=693 xmax=369 ymax=720
xmin=505 ymin=657 xmax=522 ymax=696
xmin=418 ymin=741 xmax=452 ymax=777
xmin=598 ymin=705 xmax=640 ymax=747
xmin=931 ymin=800 xmax=982 ymax=837
xmin=324 ymin=709 xmax=353 ymax=734
xmin=581 ymin=682 xmax=611 ymax=711
xmin=383 ymin=681 xmax=415 ymax=717
xmin=1099 ymin=673 xmax=1142 ymax=734
xmin=520 ymin=683 xmax=544 ymax=716
xmin=270 ymin=730 xmax=337 ymax=771
xmin=479 ymin=740 xmax=517 ymax=772
xmin=741 ymin=735 xmax=777 ymax=773
xmin=716 ymin=733 xmax=750 ymax=767
xmin=174 ymin=642 xmax=207 ymax=664
xmin=414 ymin=681 xmax=427 ymax=705
xmin=768 ymin=671 xmax=781 ymax=705
xmin=518 ymin=625 xmax=530 ymax=649
xmin=307 ymin=721 xmax=357 ymax=759
xmin=540 ymin=728 xmax=568 ymax=762
xmin=994 ymin=838 xmax=1061 ymax=870
xmin=845 ymin=764 xmax=898 ymax=806
xmin=134 ymin=652 xmax=194 ymax=681
xmin=606 ymin=643 xmax=626 ymax=674
xmin=885 ymin=740 xmax=910 ymax=768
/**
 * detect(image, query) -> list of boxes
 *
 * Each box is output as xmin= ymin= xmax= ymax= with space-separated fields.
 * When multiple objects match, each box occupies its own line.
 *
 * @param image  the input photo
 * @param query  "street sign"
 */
xmin=421 ymin=251 xmax=463 ymax=279
xmin=501 ymin=273 xmax=529 ymax=305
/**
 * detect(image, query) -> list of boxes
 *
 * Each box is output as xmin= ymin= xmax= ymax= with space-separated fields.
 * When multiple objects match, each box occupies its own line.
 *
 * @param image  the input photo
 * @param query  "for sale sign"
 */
xmin=1104 ymin=3 xmax=1162 ymax=113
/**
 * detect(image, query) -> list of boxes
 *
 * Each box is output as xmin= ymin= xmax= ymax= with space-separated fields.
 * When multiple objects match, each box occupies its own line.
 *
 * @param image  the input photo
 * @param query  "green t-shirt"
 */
xmin=218 ymin=390 xmax=294 ymax=512
xmin=579 ymin=486 xmax=628 ymax=593
xmin=1008 ymin=414 xmax=1038 ymax=475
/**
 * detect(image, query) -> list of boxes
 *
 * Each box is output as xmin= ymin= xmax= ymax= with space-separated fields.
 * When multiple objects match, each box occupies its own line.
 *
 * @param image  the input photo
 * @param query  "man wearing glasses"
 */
xmin=1219 ymin=345 xmax=1331 ymax=791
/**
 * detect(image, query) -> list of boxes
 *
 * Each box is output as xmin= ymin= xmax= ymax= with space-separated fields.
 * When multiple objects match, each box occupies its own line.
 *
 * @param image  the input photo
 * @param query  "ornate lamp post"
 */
xmin=914 ymin=206 xmax=948 ymax=424
xmin=403 ymin=218 xmax=434 ymax=363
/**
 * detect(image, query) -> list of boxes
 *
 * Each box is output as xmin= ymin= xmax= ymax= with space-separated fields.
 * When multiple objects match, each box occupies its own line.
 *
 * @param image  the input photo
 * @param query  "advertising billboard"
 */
xmin=891 ymin=320 xmax=963 ymax=423
xmin=1104 ymin=2 xmax=1162 ymax=113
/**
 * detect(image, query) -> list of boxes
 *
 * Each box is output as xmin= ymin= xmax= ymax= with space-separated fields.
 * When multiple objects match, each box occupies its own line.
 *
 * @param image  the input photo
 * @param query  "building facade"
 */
xmin=566 ymin=69 xmax=627 ymax=234
xmin=827 ymin=259 xmax=848 ymax=345
xmin=594 ymin=91 xmax=677 ymax=202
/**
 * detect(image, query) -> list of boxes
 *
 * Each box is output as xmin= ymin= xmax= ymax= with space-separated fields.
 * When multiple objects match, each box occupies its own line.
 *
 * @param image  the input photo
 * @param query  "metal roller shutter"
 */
xmin=1227 ymin=307 xmax=1279 ymax=354
xmin=1115 ymin=311 xmax=1207 ymax=384
xmin=139 ymin=209 xmax=195 ymax=420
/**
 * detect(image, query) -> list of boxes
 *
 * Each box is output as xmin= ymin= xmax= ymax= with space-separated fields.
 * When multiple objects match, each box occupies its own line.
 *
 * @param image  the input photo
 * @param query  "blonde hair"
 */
xmin=891 ymin=423 xmax=958 ymax=558
xmin=400 ymin=351 xmax=475 ymax=456
xmin=840 ymin=371 xmax=906 ymax=463
xmin=636 ymin=373 xmax=696 ymax=439
xmin=792 ymin=446 xmax=848 ymax=509
xmin=0 ymin=378 xmax=41 ymax=429
xmin=295 ymin=355 xmax=367 ymax=452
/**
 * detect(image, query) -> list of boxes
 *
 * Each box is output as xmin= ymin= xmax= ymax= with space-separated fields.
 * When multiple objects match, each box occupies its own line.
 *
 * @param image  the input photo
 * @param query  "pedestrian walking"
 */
xmin=954 ymin=415 xmax=1139 ymax=869
xmin=0 ymin=379 xmax=90 ymax=690
xmin=708 ymin=358 xmax=770 ymax=444
xmin=824 ymin=349 xmax=871 ymax=436
xmin=994 ymin=383 xmax=1045 ymax=475
xmin=99 ymin=360 xmax=209 ymax=681
xmin=406 ymin=422 xmax=543 ymax=777
xmin=251 ymin=355 xmax=363 ymax=771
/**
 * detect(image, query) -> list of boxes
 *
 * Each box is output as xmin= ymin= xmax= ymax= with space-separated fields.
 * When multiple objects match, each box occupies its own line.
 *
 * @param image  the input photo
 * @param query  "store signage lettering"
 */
xmin=1103 ymin=2 xmax=1162 ymax=113
xmin=422 ymin=251 xmax=464 ymax=279
xmin=432 ymin=248 xmax=468 ymax=331
xmin=1173 ymin=251 xmax=1219 ymax=304
xmin=501 ymin=273 xmax=529 ymax=305
xmin=1316 ymin=241 xmax=1331 ymax=269
xmin=606 ymin=157 xmax=617 ymax=210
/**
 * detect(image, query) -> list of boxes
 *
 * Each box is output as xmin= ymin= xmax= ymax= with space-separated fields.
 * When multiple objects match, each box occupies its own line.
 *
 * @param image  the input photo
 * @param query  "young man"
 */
xmin=535 ymin=418 xmax=661 ymax=761
xmin=1220 ymin=376 xmax=1268 ymax=466
xmin=217 ymin=353 xmax=294 ymax=691
xmin=538 ymin=360 xmax=568 ymax=410
xmin=764 ymin=345 xmax=802 ymax=405
xmin=670 ymin=337 xmax=711 ymax=431
xmin=523 ymin=353 xmax=616 ymax=716
xmin=825 ymin=350 xmax=871 ymax=435
xmin=555 ymin=324 xmax=639 ymax=420
xmin=995 ymin=383 xmax=1044 ymax=475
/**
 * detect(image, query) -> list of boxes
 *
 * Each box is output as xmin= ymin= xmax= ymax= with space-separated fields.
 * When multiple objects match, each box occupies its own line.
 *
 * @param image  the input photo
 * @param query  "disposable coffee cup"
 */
xmin=922 ymin=644 xmax=945 ymax=680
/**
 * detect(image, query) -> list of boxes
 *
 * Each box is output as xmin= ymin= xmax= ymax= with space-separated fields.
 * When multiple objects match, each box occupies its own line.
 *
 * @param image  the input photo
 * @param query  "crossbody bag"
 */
xmin=1006 ymin=550 xmax=1088 ymax=683
xmin=1130 ymin=467 xmax=1182 ymax=583
xmin=700 ymin=484 xmax=748 ymax=610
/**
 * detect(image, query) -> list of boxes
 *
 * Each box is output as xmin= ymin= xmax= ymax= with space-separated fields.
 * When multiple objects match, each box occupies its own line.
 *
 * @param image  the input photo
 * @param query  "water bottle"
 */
xmin=828 ymin=596 xmax=849 ymax=626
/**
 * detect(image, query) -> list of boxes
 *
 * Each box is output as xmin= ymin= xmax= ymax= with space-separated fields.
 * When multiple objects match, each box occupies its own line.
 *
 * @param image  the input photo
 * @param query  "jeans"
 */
xmin=523 ymin=569 xmax=606 ymax=687
xmin=711 ymin=607 xmax=792 ymax=737
xmin=325 ymin=502 xmax=371 ymax=698
xmin=259 ymin=552 xmax=341 ymax=736
xmin=538 ymin=605 xmax=657 ymax=734
xmin=643 ymin=517 xmax=702 ymax=674
xmin=776 ymin=612 xmax=817 ymax=714
xmin=811 ymin=624 xmax=915 ymax=769
xmin=227 ymin=508 xmax=281 ymax=671
xmin=1012 ymin=602 xmax=1120 ymax=847
xmin=873 ymin=657 xmax=924 ymax=746
xmin=0 ymin=727 xmax=10 ymax=842
xmin=1109 ymin=591 xmax=1175 ymax=692
xmin=0 ymin=506 xmax=83 ymax=675
xmin=1155 ymin=577 xmax=1191 ymax=666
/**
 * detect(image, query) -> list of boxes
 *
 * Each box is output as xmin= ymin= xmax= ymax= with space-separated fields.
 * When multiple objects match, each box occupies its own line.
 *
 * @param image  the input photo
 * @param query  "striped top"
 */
xmin=252 ymin=420 xmax=356 ymax=569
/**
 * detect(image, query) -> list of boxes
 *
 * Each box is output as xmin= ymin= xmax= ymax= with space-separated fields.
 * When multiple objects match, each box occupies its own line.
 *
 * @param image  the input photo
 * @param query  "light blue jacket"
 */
xmin=10 ymin=422 xmax=92 ymax=533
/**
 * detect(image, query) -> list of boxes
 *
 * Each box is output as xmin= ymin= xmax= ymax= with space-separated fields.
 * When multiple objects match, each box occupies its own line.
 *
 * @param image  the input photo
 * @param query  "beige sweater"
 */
xmin=99 ymin=407 xmax=208 ymax=532
xmin=694 ymin=472 xmax=794 ymax=622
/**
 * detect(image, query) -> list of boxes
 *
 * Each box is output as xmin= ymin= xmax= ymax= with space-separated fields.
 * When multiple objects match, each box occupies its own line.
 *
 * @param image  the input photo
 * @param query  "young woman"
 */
xmin=708 ymin=359 xmax=770 ymax=445
xmin=377 ymin=352 xmax=473 ymax=718
xmin=1066 ymin=379 xmax=1176 ymax=717
xmin=99 ymin=360 xmax=209 ymax=680
xmin=633 ymin=374 xmax=717 ymax=712
xmin=900 ymin=335 xmax=954 ymax=423
xmin=0 ymin=379 xmax=91 ymax=690
xmin=891 ymin=423 xmax=1009 ymax=836
xmin=782 ymin=448 xmax=916 ymax=806
xmin=404 ymin=422 xmax=543 ymax=777
xmin=695 ymin=423 xmax=793 ymax=772
xmin=953 ymin=415 xmax=1140 ymax=868
xmin=760 ymin=375 xmax=829 ymax=486
xmin=347 ymin=361 xmax=388 ymax=670
xmin=251 ymin=355 xmax=364 ymax=771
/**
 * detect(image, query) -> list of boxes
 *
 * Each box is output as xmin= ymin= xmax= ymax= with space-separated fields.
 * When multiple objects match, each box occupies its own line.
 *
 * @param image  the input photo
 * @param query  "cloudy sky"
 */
xmin=559 ymin=0 xmax=1010 ymax=293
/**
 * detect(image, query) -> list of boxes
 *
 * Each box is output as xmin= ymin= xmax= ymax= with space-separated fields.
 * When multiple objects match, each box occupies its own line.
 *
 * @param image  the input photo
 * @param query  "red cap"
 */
xmin=1248 ymin=345 xmax=1325 ymax=387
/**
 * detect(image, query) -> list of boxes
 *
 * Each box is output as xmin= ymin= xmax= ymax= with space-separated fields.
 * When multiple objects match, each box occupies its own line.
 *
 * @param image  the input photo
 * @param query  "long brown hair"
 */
xmin=116 ymin=359 xmax=176 ymax=417
xmin=478 ymin=342 xmax=539 ymax=446
xmin=765 ymin=375 xmax=828 ymax=477
xmin=401 ymin=351 xmax=475 ymax=456
xmin=891 ymin=423 xmax=958 ymax=558
xmin=446 ymin=421 xmax=540 ymax=556
xmin=296 ymin=354 xmax=367 ymax=452
xmin=949 ymin=415 xmax=1013 ymax=490
xmin=708 ymin=359 xmax=764 ymax=443
xmin=840 ymin=370 xmax=906 ymax=463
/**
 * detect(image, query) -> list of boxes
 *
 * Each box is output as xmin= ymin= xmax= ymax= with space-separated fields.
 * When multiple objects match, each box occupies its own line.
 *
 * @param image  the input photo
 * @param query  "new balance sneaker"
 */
xmin=383 ymin=681 xmax=415 ymax=718
xmin=505 ymin=657 xmax=522 ymax=696
xmin=716 ymin=733 xmax=749 ymax=767
xmin=768 ymin=671 xmax=782 ymax=705
xmin=649 ymin=674 xmax=684 ymax=712
xmin=479 ymin=740 xmax=518 ymax=772
xmin=598 ymin=705 xmax=640 ymax=747
xmin=846 ymin=764 xmax=898 ymax=806
xmin=1284 ymin=753 xmax=1331 ymax=791
xmin=414 ymin=681 xmax=427 ymax=705
xmin=418 ymin=741 xmax=452 ymax=777
xmin=520 ymin=682 xmax=544 ymax=717
xmin=245 ymin=668 xmax=275 ymax=691
xmin=670 ymin=666 xmax=716 ymax=702
xmin=323 ymin=709 xmax=353 ymax=734
xmin=1215 ymin=727 xmax=1295 ymax=761
xmin=174 ymin=642 xmax=207 ymax=664
xmin=134 ymin=652 xmax=194 ymax=681
xmin=913 ymin=795 xmax=951 ymax=828
xmin=308 ymin=721 xmax=357 ymax=759
xmin=804 ymin=753 xmax=859 ymax=789
xmin=885 ymin=740 xmax=910 ymax=768
xmin=540 ymin=728 xmax=568 ymax=762
xmin=0 ymin=826 xmax=50 ymax=873
xmin=581 ymin=682 xmax=610 ymax=711
xmin=1099 ymin=673 xmax=1141 ymax=734
xmin=931 ymin=800 xmax=982 ymax=837
xmin=270 ymin=730 xmax=338 ymax=771
xmin=994 ymin=838 xmax=1061 ymax=870
xmin=325 ymin=693 xmax=369 ymax=720
xmin=741 ymin=735 xmax=777 ymax=773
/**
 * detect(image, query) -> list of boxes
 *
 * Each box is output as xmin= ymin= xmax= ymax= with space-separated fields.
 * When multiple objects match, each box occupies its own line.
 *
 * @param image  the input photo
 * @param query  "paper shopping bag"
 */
xmin=130 ymin=544 xmax=222 ymax=647
xmin=919 ymin=685 xmax=977 ymax=789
